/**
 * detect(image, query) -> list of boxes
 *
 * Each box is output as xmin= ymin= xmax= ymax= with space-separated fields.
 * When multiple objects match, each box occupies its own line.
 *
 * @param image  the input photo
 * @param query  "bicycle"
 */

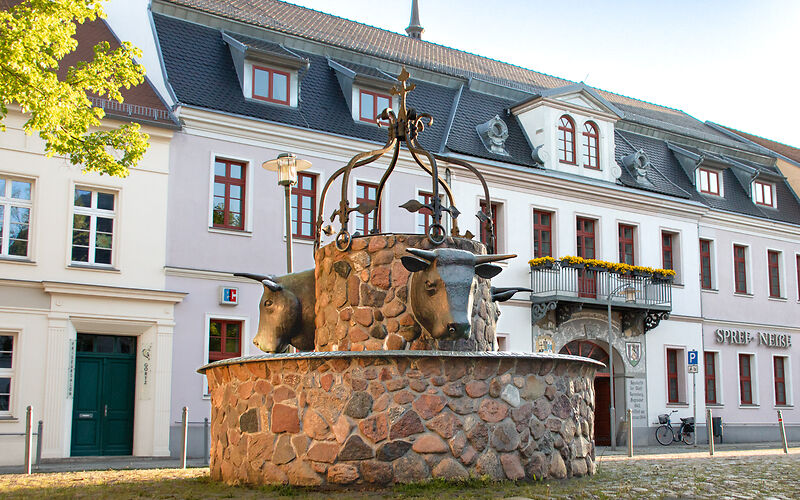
xmin=655 ymin=409 xmax=695 ymax=445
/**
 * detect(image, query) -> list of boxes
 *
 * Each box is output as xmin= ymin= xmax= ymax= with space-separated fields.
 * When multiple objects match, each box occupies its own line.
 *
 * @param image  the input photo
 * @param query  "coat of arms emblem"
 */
xmin=626 ymin=342 xmax=642 ymax=366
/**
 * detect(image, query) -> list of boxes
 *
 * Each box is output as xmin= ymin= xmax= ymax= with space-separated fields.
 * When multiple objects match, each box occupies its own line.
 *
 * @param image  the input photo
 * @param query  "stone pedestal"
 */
xmin=202 ymin=352 xmax=601 ymax=486
xmin=314 ymin=234 xmax=497 ymax=352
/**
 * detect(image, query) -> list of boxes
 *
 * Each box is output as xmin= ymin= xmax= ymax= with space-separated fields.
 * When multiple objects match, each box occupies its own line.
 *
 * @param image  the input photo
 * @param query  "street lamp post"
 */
xmin=262 ymin=153 xmax=312 ymax=274
xmin=607 ymin=282 xmax=636 ymax=450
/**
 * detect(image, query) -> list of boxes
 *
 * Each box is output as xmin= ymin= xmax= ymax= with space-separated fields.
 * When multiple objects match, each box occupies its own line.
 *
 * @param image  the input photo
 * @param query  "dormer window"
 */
xmin=558 ymin=115 xmax=576 ymax=164
xmin=583 ymin=121 xmax=599 ymax=169
xmin=359 ymin=89 xmax=391 ymax=124
xmin=698 ymin=168 xmax=720 ymax=196
xmin=753 ymin=180 xmax=775 ymax=207
xmin=252 ymin=66 xmax=290 ymax=105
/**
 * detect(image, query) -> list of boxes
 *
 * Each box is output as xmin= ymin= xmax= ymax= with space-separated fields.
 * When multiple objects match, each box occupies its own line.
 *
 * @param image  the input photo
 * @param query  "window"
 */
xmin=582 ymin=121 xmax=599 ymax=169
xmin=533 ymin=210 xmax=553 ymax=258
xmin=704 ymin=351 xmax=718 ymax=405
xmin=355 ymin=181 xmax=380 ymax=234
xmin=698 ymin=168 xmax=720 ymax=196
xmin=213 ymin=159 xmax=246 ymax=231
xmin=733 ymin=244 xmax=747 ymax=294
xmin=208 ymin=319 xmax=242 ymax=362
xmin=662 ymin=232 xmax=674 ymax=271
xmin=557 ymin=115 xmax=576 ymax=164
xmin=666 ymin=348 xmax=681 ymax=404
xmin=767 ymin=250 xmax=781 ymax=298
xmin=0 ymin=334 xmax=13 ymax=415
xmin=0 ymin=177 xmax=32 ymax=258
xmin=479 ymin=200 xmax=500 ymax=253
xmin=700 ymin=239 xmax=713 ymax=290
xmin=252 ymin=66 xmax=290 ymax=105
xmin=291 ymin=172 xmax=316 ymax=239
xmin=774 ymin=356 xmax=787 ymax=406
xmin=753 ymin=180 xmax=774 ymax=207
xmin=416 ymin=192 xmax=442 ymax=235
xmin=618 ymin=224 xmax=636 ymax=265
xmin=739 ymin=353 xmax=754 ymax=405
xmin=576 ymin=217 xmax=595 ymax=259
xmin=359 ymin=89 xmax=391 ymax=124
xmin=72 ymin=188 xmax=115 ymax=265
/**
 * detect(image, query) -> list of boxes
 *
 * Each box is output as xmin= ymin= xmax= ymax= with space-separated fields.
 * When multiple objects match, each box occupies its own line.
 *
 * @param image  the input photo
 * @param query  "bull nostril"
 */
xmin=448 ymin=325 xmax=456 ymax=335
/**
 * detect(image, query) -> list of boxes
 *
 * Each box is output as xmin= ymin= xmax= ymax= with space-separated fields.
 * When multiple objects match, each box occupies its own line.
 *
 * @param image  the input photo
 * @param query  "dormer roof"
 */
xmin=510 ymin=83 xmax=624 ymax=119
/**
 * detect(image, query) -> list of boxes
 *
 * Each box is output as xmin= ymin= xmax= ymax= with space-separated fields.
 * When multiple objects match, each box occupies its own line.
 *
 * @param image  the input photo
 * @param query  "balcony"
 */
xmin=529 ymin=262 xmax=672 ymax=331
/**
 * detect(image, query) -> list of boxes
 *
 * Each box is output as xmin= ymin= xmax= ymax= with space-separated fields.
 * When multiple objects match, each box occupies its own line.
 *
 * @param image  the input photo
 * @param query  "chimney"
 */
xmin=405 ymin=0 xmax=424 ymax=39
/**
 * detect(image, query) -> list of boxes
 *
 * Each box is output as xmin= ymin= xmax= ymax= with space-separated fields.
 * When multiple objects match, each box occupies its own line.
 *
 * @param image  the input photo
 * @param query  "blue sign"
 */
xmin=219 ymin=286 xmax=239 ymax=305
xmin=687 ymin=350 xmax=698 ymax=365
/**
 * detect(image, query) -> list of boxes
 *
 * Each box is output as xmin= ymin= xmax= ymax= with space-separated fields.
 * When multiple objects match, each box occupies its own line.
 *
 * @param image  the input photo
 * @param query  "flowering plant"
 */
xmin=528 ymin=256 xmax=556 ymax=267
xmin=528 ymin=255 xmax=675 ymax=278
xmin=559 ymin=255 xmax=585 ymax=266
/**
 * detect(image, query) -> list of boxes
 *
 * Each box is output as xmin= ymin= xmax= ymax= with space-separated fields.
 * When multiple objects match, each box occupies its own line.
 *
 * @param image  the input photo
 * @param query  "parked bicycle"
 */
xmin=655 ymin=409 xmax=695 ymax=445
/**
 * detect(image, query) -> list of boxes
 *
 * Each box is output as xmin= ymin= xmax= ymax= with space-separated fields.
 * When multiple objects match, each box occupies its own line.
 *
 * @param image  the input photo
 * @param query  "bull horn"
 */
xmin=475 ymin=253 xmax=517 ymax=264
xmin=234 ymin=272 xmax=271 ymax=282
xmin=407 ymin=248 xmax=437 ymax=262
xmin=490 ymin=287 xmax=532 ymax=294
xmin=262 ymin=279 xmax=283 ymax=292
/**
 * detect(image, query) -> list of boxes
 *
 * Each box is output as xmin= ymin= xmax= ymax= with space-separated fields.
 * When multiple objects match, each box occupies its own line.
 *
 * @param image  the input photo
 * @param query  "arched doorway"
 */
xmin=560 ymin=340 xmax=612 ymax=446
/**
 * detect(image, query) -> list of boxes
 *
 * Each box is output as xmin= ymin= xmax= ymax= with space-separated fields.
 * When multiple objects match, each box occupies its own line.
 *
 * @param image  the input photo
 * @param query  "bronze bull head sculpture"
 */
xmin=401 ymin=248 xmax=516 ymax=340
xmin=234 ymin=270 xmax=315 ymax=353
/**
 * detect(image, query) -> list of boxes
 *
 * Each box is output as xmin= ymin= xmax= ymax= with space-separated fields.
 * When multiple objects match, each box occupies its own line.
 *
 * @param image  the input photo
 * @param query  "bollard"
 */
xmin=778 ymin=410 xmax=788 ymax=454
xmin=181 ymin=406 xmax=188 ymax=469
xmin=36 ymin=420 xmax=43 ymax=466
xmin=24 ymin=406 xmax=32 ymax=474
xmin=706 ymin=408 xmax=714 ymax=456
xmin=204 ymin=417 xmax=210 ymax=466
xmin=627 ymin=409 xmax=633 ymax=457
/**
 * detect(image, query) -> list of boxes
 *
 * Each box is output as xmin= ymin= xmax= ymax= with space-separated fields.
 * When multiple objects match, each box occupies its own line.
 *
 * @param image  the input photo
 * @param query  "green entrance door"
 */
xmin=71 ymin=334 xmax=136 ymax=456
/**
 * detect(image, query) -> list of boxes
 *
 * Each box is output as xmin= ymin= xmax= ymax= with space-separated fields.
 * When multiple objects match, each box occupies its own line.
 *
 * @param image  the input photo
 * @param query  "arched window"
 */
xmin=558 ymin=115 xmax=576 ymax=164
xmin=583 ymin=121 xmax=599 ymax=169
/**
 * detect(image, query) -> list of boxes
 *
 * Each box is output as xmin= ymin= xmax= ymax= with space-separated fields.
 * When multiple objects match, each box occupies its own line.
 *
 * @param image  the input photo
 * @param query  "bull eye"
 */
xmin=424 ymin=279 xmax=438 ymax=295
xmin=264 ymin=299 xmax=273 ymax=307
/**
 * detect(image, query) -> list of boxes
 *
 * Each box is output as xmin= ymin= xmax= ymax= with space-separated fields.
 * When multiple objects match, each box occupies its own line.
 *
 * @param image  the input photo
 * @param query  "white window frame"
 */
xmin=0 ymin=175 xmax=33 ymax=259
xmin=203 ymin=313 xmax=250 ymax=397
xmin=207 ymin=153 xmax=255 ymax=235
xmin=665 ymin=345 xmax=687 ymax=406
xmin=752 ymin=180 xmax=776 ymax=208
xmin=71 ymin=186 xmax=117 ymax=267
xmin=772 ymin=354 xmax=792 ymax=408
xmin=0 ymin=331 xmax=18 ymax=419
xmin=738 ymin=351 xmax=758 ymax=407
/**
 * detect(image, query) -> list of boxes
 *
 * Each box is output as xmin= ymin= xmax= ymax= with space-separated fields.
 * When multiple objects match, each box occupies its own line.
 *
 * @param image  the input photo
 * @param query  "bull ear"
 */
xmin=401 ymin=256 xmax=430 ymax=273
xmin=475 ymin=263 xmax=502 ymax=279
xmin=261 ymin=279 xmax=283 ymax=292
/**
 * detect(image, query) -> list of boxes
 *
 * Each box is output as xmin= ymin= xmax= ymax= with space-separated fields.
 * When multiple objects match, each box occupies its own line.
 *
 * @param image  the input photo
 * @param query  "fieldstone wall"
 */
xmin=203 ymin=353 xmax=599 ymax=486
xmin=314 ymin=234 xmax=497 ymax=352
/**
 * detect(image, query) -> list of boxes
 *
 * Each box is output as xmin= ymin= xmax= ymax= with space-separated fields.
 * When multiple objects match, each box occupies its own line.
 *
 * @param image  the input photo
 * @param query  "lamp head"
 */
xmin=623 ymin=286 xmax=636 ymax=303
xmin=262 ymin=153 xmax=312 ymax=186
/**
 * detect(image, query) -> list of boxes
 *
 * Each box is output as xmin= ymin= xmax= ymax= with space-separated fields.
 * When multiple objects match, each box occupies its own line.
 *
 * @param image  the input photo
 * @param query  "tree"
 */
xmin=0 ymin=0 xmax=149 ymax=177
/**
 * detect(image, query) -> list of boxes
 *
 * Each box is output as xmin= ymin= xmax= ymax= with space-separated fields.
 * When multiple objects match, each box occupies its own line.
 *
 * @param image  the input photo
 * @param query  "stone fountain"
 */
xmin=198 ymin=69 xmax=602 ymax=486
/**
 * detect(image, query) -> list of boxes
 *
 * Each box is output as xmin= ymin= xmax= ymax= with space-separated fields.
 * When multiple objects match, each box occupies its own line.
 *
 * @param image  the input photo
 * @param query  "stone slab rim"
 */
xmin=197 ymin=350 xmax=605 ymax=373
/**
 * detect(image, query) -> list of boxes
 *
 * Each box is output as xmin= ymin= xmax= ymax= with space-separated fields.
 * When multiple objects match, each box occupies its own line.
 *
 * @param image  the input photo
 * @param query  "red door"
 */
xmin=576 ymin=217 xmax=597 ymax=298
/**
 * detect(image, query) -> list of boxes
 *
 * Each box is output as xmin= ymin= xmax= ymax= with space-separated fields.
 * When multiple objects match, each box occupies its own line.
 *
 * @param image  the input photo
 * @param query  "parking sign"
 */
xmin=688 ymin=350 xmax=698 ymax=365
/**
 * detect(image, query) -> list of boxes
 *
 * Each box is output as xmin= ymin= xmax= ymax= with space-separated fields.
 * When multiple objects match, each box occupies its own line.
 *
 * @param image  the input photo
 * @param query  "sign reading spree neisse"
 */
xmin=715 ymin=328 xmax=792 ymax=348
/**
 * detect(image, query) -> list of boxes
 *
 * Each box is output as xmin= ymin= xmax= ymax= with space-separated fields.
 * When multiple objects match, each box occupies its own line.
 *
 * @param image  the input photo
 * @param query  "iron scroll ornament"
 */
xmin=313 ymin=68 xmax=496 ymax=251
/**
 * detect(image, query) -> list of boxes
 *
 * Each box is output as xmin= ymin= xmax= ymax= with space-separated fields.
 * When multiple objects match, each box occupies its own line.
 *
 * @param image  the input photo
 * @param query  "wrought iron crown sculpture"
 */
xmin=315 ymin=68 xmax=496 ymax=252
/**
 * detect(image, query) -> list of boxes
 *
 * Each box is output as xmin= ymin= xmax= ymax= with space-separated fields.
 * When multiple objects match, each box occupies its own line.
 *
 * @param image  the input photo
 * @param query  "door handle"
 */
xmin=104 ymin=404 xmax=108 ymax=417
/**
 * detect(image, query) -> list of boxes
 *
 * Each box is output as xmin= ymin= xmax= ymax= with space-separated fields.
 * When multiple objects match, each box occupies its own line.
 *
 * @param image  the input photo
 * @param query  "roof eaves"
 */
xmin=706 ymin=121 xmax=800 ymax=169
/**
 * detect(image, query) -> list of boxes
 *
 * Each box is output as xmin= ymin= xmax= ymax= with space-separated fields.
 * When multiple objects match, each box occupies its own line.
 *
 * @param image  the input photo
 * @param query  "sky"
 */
xmin=285 ymin=0 xmax=800 ymax=148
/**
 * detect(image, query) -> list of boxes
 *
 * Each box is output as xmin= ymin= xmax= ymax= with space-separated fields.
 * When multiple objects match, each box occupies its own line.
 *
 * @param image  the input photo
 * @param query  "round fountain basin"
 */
xmin=199 ymin=351 xmax=602 ymax=485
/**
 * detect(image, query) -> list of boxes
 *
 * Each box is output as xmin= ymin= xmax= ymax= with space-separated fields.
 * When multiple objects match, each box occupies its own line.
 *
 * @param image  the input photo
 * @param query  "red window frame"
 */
xmin=699 ymin=168 xmax=720 ymax=195
xmin=213 ymin=159 xmax=246 ymax=230
xmin=356 ymin=181 xmax=380 ymax=234
xmin=753 ymin=180 xmax=774 ymax=207
xmin=291 ymin=172 xmax=316 ymax=240
xmin=558 ymin=115 xmax=576 ymax=165
xmin=576 ymin=217 xmax=596 ymax=260
xmin=582 ymin=121 xmax=599 ymax=169
xmin=359 ymin=89 xmax=391 ymax=124
xmin=618 ymin=224 xmax=636 ymax=265
xmin=667 ymin=348 xmax=680 ymax=404
xmin=768 ymin=250 xmax=781 ymax=298
xmin=533 ymin=210 xmax=553 ymax=258
xmin=208 ymin=319 xmax=242 ymax=362
xmin=480 ymin=200 xmax=500 ymax=254
xmin=700 ymin=239 xmax=712 ymax=290
xmin=662 ymin=232 xmax=674 ymax=271
xmin=417 ymin=192 xmax=442 ymax=235
xmin=734 ymin=244 xmax=747 ymax=294
xmin=739 ymin=353 xmax=753 ymax=404
xmin=251 ymin=65 xmax=290 ymax=105
xmin=774 ymin=356 xmax=787 ymax=406
xmin=704 ymin=351 xmax=717 ymax=404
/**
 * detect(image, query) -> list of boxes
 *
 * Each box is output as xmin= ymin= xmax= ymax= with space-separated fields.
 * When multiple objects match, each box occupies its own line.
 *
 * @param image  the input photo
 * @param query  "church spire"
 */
xmin=405 ymin=0 xmax=424 ymax=39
